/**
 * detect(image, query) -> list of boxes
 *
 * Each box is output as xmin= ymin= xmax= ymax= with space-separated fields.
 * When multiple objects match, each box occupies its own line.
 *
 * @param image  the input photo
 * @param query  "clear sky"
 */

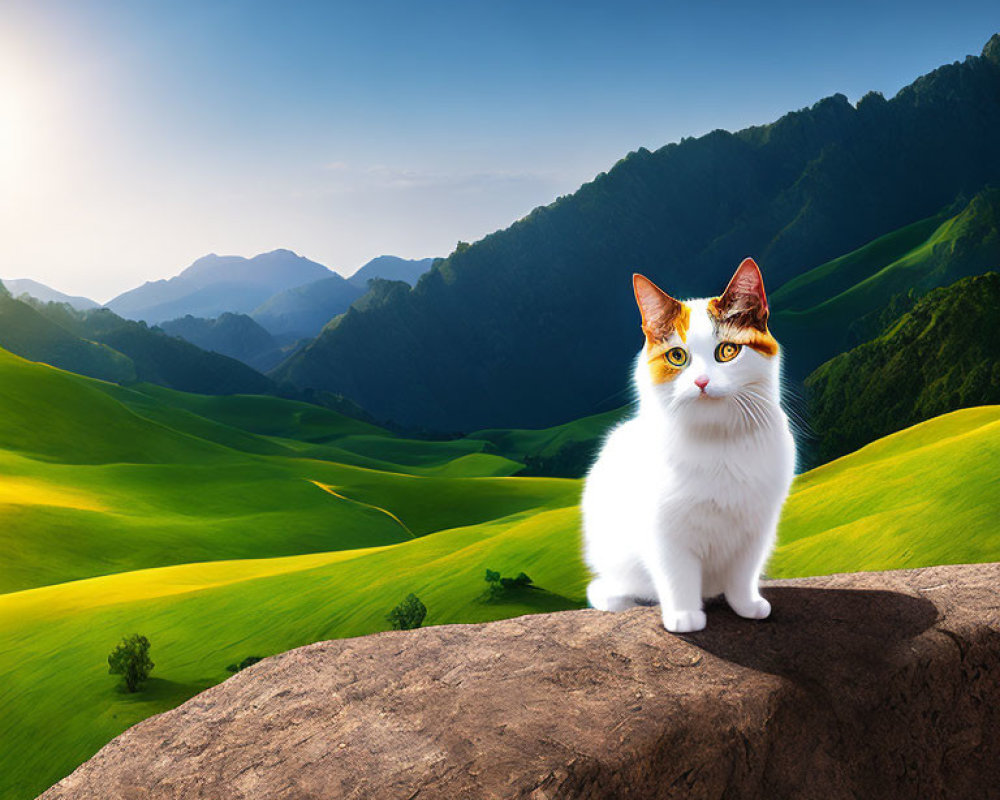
xmin=1 ymin=0 xmax=998 ymax=302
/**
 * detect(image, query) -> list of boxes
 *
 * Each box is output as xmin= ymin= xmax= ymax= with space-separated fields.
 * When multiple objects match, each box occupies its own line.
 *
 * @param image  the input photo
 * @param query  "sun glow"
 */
xmin=0 ymin=61 xmax=40 ymax=187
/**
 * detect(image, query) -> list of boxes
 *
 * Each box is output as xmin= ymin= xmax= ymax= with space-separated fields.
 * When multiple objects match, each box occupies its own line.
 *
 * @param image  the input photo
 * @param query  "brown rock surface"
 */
xmin=41 ymin=563 xmax=1000 ymax=799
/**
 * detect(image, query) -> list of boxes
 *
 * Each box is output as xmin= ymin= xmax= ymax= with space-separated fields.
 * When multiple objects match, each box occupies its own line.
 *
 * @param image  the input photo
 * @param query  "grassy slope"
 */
xmin=769 ymin=190 xmax=1000 ymax=376
xmin=768 ymin=405 xmax=1000 ymax=577
xmin=468 ymin=407 xmax=630 ymax=461
xmin=769 ymin=211 xmax=947 ymax=310
xmin=0 ymin=349 xmax=568 ymax=593
xmin=3 ymin=404 xmax=999 ymax=798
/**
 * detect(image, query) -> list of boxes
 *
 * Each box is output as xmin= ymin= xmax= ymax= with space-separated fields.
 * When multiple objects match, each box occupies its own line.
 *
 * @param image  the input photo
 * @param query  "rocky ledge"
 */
xmin=42 ymin=563 xmax=1000 ymax=799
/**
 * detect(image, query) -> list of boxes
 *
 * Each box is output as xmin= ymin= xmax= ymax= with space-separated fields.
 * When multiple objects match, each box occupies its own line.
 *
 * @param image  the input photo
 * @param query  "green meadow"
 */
xmin=2 ymin=344 xmax=999 ymax=799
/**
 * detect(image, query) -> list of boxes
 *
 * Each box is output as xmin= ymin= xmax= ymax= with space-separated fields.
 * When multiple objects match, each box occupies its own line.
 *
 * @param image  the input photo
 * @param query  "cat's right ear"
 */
xmin=633 ymin=274 xmax=685 ymax=342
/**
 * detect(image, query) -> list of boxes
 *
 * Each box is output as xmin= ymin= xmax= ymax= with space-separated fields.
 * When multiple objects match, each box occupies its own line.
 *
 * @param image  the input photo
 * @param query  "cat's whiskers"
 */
xmin=733 ymin=387 xmax=779 ymax=433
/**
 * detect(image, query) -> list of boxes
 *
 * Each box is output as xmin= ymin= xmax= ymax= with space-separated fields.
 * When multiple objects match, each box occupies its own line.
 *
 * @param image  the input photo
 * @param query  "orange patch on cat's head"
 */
xmin=707 ymin=257 xmax=778 ymax=357
xmin=633 ymin=273 xmax=690 ymax=383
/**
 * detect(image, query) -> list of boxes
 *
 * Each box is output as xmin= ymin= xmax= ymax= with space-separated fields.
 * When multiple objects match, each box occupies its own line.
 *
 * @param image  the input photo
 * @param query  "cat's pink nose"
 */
xmin=694 ymin=375 xmax=710 ymax=390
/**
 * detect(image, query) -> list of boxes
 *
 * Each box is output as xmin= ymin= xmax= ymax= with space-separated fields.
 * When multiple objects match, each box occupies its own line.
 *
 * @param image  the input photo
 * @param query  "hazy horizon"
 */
xmin=2 ymin=0 xmax=998 ymax=302
xmin=1 ymin=250 xmax=436 ymax=305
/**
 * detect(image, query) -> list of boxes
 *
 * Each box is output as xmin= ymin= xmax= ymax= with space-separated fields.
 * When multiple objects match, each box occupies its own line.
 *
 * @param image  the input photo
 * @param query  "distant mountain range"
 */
xmin=0 ymin=283 xmax=274 ymax=395
xmin=273 ymin=35 xmax=1000 ymax=431
xmin=250 ymin=274 xmax=365 ymax=339
xmin=157 ymin=313 xmax=288 ymax=372
xmin=1 ymin=279 xmax=100 ymax=311
xmin=106 ymin=249 xmax=333 ymax=324
xmin=1 ymin=251 xmax=439 ymax=391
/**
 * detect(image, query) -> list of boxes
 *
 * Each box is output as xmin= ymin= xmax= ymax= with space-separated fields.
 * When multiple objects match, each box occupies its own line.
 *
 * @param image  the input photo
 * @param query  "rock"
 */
xmin=41 ymin=564 xmax=1000 ymax=799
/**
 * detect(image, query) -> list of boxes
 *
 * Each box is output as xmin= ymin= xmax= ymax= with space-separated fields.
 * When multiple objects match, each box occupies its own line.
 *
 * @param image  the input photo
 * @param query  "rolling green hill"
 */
xmin=769 ymin=406 xmax=1000 ymax=577
xmin=0 ymin=347 xmax=571 ymax=595
xmin=273 ymin=39 xmax=1000 ymax=431
xmin=469 ymin=407 xmax=631 ymax=477
xmin=2 ymin=385 xmax=998 ymax=797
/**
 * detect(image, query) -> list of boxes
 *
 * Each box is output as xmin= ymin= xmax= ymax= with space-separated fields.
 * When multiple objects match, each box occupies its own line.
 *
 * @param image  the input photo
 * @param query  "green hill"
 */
xmin=0 ymin=348 xmax=571 ymax=595
xmin=31 ymin=302 xmax=277 ymax=395
xmin=469 ymin=407 xmax=631 ymax=477
xmin=769 ymin=406 xmax=1000 ymax=577
xmin=0 ymin=294 xmax=136 ymax=383
xmin=771 ymin=189 xmax=1000 ymax=377
xmin=2 ymin=394 xmax=999 ymax=798
xmin=273 ymin=39 xmax=1000 ymax=431
xmin=0 ymin=292 xmax=280 ymax=396
xmin=804 ymin=273 xmax=1000 ymax=463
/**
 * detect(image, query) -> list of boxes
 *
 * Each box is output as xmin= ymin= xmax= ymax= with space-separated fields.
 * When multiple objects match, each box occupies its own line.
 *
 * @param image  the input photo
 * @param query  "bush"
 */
xmin=108 ymin=634 xmax=154 ymax=693
xmin=226 ymin=656 xmax=263 ymax=673
xmin=483 ymin=569 xmax=534 ymax=601
xmin=387 ymin=593 xmax=427 ymax=630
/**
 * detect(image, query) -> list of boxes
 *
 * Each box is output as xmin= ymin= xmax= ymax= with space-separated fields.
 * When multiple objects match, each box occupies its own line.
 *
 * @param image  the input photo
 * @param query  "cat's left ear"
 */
xmin=713 ymin=257 xmax=769 ymax=332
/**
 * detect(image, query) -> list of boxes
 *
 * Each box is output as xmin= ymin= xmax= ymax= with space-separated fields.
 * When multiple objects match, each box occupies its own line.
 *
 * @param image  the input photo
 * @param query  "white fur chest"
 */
xmin=641 ymin=413 xmax=795 ymax=561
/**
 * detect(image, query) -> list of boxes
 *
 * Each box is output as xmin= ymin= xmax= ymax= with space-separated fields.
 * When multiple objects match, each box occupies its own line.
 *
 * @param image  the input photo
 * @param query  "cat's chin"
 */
xmin=677 ymin=390 xmax=731 ymax=408
xmin=673 ymin=393 xmax=751 ymax=433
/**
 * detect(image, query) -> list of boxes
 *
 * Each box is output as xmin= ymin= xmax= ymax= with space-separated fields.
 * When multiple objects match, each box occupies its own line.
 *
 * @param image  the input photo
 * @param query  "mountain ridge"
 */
xmin=273 ymin=36 xmax=1000 ymax=431
xmin=1 ymin=279 xmax=100 ymax=311
xmin=107 ymin=250 xmax=332 ymax=323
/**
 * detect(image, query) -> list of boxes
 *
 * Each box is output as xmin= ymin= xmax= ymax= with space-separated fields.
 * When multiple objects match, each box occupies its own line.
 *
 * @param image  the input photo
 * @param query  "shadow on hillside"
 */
xmin=481 ymin=585 xmax=583 ymax=614
xmin=112 ymin=676 xmax=210 ymax=706
xmin=685 ymin=587 xmax=939 ymax=690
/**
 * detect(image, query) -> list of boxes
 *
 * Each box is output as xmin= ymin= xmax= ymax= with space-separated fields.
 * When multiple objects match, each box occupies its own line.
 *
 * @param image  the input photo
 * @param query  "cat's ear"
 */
xmin=713 ymin=257 xmax=769 ymax=332
xmin=633 ymin=274 xmax=684 ymax=341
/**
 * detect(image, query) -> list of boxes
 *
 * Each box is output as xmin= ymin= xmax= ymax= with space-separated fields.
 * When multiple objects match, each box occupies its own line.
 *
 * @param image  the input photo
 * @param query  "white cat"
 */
xmin=582 ymin=258 xmax=795 ymax=633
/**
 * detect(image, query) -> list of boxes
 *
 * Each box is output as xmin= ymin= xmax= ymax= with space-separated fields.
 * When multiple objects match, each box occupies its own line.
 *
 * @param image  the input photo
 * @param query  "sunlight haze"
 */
xmin=1 ymin=0 xmax=997 ymax=302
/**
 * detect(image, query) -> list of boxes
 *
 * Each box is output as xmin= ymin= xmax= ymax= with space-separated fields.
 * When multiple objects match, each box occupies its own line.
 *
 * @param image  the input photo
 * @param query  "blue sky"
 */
xmin=1 ymin=0 xmax=998 ymax=300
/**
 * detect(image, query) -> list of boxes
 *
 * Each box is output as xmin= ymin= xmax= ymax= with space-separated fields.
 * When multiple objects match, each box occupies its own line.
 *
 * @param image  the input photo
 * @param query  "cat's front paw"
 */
xmin=729 ymin=596 xmax=771 ymax=620
xmin=662 ymin=609 xmax=706 ymax=633
xmin=587 ymin=579 xmax=640 ymax=612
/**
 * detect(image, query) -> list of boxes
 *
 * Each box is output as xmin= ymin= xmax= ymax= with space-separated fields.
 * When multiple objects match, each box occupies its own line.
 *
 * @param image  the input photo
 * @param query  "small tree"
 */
xmin=108 ymin=634 xmax=154 ymax=693
xmin=387 ymin=593 xmax=427 ymax=630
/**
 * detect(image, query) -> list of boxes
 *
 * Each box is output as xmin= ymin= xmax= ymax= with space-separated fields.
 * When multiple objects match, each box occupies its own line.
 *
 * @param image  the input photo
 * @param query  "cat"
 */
xmin=581 ymin=258 xmax=795 ymax=633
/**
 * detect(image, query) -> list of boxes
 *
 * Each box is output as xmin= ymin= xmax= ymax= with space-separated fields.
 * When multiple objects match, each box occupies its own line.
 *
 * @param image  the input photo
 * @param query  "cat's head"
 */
xmin=632 ymin=258 xmax=780 ymax=420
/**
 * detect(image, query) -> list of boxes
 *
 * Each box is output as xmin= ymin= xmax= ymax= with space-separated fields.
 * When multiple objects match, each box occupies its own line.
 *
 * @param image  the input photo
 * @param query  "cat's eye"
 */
xmin=715 ymin=342 xmax=742 ymax=363
xmin=664 ymin=347 xmax=688 ymax=367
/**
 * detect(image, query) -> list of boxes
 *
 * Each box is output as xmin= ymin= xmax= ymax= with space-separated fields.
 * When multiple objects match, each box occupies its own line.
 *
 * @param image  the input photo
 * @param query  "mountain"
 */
xmin=248 ymin=256 xmax=437 ymax=339
xmin=250 ymin=273 xmax=365 ymax=338
xmin=770 ymin=187 xmax=1000 ymax=378
xmin=347 ymin=255 xmax=437 ymax=289
xmin=9 ymin=297 xmax=277 ymax=395
xmin=106 ymin=249 xmax=332 ymax=324
xmin=0 ymin=293 xmax=136 ymax=383
xmin=157 ymin=312 xmax=287 ymax=371
xmin=804 ymin=272 xmax=1000 ymax=465
xmin=1 ymin=278 xmax=100 ymax=310
xmin=273 ymin=36 xmax=1000 ymax=431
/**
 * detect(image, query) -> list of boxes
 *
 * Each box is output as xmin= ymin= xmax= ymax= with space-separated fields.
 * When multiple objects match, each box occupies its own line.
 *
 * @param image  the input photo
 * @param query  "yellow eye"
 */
xmin=715 ymin=342 xmax=741 ymax=363
xmin=664 ymin=347 xmax=688 ymax=367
